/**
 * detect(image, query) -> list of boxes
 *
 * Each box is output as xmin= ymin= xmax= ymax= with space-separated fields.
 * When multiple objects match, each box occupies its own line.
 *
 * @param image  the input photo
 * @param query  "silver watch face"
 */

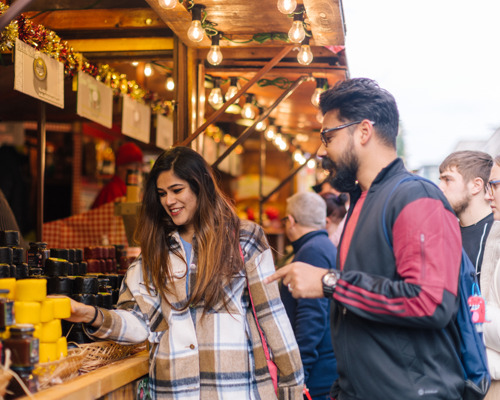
xmin=323 ymin=272 xmax=338 ymax=286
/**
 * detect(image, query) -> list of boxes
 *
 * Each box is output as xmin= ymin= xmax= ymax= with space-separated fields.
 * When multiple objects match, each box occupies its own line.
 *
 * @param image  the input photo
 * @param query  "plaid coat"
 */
xmin=89 ymin=220 xmax=304 ymax=399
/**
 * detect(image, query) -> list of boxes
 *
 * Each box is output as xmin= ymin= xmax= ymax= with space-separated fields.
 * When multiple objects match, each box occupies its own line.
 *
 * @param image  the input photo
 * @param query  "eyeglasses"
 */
xmin=486 ymin=179 xmax=500 ymax=196
xmin=320 ymin=120 xmax=375 ymax=146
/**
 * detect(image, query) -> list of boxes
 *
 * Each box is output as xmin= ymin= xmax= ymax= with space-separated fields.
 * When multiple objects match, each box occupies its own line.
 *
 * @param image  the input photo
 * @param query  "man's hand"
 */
xmin=264 ymin=261 xmax=327 ymax=298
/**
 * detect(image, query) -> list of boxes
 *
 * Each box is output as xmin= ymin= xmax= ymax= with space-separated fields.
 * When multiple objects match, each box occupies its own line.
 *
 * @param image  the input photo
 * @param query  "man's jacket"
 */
xmin=331 ymin=158 xmax=464 ymax=400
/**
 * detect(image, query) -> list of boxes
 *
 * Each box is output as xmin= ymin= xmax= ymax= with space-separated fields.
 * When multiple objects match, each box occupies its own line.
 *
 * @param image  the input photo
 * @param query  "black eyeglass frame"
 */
xmin=320 ymin=120 xmax=375 ymax=146
xmin=486 ymin=179 xmax=500 ymax=196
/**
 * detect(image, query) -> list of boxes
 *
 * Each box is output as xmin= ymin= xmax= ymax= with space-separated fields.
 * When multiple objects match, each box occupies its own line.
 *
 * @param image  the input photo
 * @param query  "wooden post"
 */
xmin=36 ymin=102 xmax=46 ymax=241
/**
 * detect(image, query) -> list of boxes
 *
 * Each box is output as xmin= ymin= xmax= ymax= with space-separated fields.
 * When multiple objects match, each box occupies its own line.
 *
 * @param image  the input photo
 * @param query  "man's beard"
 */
xmin=321 ymin=147 xmax=359 ymax=193
xmin=452 ymin=192 xmax=471 ymax=219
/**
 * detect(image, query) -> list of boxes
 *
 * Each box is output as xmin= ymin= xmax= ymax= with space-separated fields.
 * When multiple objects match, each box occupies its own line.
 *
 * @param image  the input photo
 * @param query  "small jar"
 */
xmin=0 ymin=288 xmax=14 ymax=330
xmin=27 ymin=242 xmax=49 ymax=272
xmin=6 ymin=367 xmax=39 ymax=399
xmin=4 ymin=324 xmax=39 ymax=368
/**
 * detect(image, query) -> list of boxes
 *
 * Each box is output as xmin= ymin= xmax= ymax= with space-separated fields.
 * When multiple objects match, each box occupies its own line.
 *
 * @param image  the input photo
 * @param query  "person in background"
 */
xmin=265 ymin=78 xmax=465 ymax=400
xmin=439 ymin=150 xmax=496 ymax=282
xmin=0 ymin=188 xmax=27 ymax=248
xmin=66 ymin=146 xmax=304 ymax=399
xmin=91 ymin=142 xmax=144 ymax=209
xmin=320 ymin=192 xmax=348 ymax=247
xmin=481 ymin=155 xmax=500 ymax=399
xmin=280 ymin=191 xmax=338 ymax=400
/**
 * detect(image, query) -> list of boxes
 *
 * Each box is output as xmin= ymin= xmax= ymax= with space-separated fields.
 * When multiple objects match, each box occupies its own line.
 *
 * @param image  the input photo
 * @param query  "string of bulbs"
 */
xmin=158 ymin=0 xmax=315 ymax=66
xmin=205 ymin=75 xmax=328 ymax=161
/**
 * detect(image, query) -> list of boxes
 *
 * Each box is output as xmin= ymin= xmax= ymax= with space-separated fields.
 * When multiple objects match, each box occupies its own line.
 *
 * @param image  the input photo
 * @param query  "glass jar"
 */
xmin=6 ymin=367 xmax=39 ymax=399
xmin=4 ymin=324 xmax=39 ymax=368
xmin=27 ymin=242 xmax=49 ymax=273
xmin=0 ymin=289 xmax=14 ymax=330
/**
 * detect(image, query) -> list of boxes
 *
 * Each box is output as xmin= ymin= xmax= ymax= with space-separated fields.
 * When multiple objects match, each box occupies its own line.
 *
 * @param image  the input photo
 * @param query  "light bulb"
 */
xmin=131 ymin=61 xmax=139 ymax=66
xmin=265 ymin=125 xmax=277 ymax=141
xmin=256 ymin=119 xmax=268 ymax=132
xmin=241 ymin=94 xmax=257 ymax=119
xmin=311 ymin=88 xmax=323 ymax=107
xmin=207 ymin=34 xmax=223 ymax=65
xmin=277 ymin=0 xmax=297 ymax=14
xmin=307 ymin=158 xmax=316 ymax=169
xmin=165 ymin=77 xmax=175 ymax=91
xmin=298 ymin=40 xmax=314 ymax=65
xmin=311 ymin=78 xmax=327 ymax=107
xmin=225 ymin=77 xmax=239 ymax=101
xmin=159 ymin=0 xmax=177 ymax=9
xmin=144 ymin=63 xmax=153 ymax=77
xmin=288 ymin=20 xmax=305 ymax=43
xmin=208 ymin=87 xmax=224 ymax=109
xmin=188 ymin=20 xmax=204 ymax=42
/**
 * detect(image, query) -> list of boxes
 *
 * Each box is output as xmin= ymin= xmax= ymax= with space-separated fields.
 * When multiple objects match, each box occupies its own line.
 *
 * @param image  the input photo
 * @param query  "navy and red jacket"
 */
xmin=331 ymin=158 xmax=464 ymax=400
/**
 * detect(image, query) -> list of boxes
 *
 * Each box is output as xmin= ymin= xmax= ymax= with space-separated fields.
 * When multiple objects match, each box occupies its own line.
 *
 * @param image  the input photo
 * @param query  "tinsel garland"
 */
xmin=0 ymin=3 xmax=171 ymax=115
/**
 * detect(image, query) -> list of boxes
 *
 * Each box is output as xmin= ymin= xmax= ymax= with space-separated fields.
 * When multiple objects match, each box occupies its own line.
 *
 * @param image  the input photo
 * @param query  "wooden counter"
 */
xmin=19 ymin=351 xmax=149 ymax=400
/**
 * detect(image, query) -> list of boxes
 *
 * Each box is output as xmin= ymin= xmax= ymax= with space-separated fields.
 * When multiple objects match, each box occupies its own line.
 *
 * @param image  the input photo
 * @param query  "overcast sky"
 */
xmin=342 ymin=1 xmax=500 ymax=170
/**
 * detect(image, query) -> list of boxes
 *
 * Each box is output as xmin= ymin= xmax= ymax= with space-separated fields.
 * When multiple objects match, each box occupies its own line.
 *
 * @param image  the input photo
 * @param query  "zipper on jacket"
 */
xmin=420 ymin=233 xmax=426 ymax=280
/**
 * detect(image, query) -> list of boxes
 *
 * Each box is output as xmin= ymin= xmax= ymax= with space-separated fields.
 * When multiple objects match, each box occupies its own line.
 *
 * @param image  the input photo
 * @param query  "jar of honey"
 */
xmin=0 ymin=289 xmax=14 ymax=330
xmin=4 ymin=324 xmax=39 ymax=367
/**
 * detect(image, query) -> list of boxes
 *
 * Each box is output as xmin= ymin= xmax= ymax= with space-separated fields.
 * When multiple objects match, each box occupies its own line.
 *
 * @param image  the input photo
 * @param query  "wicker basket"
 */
xmin=33 ymin=347 xmax=86 ymax=390
xmin=78 ymin=341 xmax=146 ymax=373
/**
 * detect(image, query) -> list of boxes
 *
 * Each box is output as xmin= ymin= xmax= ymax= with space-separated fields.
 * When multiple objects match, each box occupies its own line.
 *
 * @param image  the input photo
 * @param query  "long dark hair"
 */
xmin=135 ymin=146 xmax=243 ymax=312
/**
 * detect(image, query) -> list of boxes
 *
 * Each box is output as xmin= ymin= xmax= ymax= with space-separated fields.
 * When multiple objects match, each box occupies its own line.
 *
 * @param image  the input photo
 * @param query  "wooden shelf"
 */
xmin=19 ymin=351 xmax=149 ymax=400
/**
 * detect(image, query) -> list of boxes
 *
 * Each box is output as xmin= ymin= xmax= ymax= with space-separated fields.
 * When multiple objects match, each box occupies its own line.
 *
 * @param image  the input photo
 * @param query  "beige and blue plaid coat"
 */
xmin=90 ymin=220 xmax=304 ymax=399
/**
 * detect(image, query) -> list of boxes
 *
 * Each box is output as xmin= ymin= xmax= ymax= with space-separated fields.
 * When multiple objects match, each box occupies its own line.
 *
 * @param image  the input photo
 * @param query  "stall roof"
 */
xmin=0 ymin=0 xmax=348 ymax=155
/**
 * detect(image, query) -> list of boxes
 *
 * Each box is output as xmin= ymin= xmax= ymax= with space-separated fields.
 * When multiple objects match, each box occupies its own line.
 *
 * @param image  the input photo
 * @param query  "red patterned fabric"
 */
xmin=43 ymin=200 xmax=128 ymax=248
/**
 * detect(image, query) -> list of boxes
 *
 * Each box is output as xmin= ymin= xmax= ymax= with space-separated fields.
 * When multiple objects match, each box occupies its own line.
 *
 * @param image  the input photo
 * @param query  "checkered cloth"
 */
xmin=43 ymin=201 xmax=128 ymax=248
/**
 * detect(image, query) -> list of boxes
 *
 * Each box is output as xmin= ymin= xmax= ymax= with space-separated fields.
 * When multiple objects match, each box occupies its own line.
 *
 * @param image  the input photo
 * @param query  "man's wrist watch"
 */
xmin=322 ymin=270 xmax=340 ymax=298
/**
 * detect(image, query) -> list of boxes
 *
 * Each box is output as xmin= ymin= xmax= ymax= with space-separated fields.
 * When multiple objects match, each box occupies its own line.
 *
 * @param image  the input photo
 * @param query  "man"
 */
xmin=439 ymin=151 xmax=495 ymax=280
xmin=91 ymin=142 xmax=144 ymax=209
xmin=280 ymin=192 xmax=338 ymax=400
xmin=265 ymin=78 xmax=464 ymax=400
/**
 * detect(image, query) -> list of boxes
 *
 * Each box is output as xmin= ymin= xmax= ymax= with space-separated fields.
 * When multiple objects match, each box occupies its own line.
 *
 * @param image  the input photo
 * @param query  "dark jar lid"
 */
xmin=28 ymin=242 xmax=47 ymax=248
xmin=9 ymin=324 xmax=35 ymax=336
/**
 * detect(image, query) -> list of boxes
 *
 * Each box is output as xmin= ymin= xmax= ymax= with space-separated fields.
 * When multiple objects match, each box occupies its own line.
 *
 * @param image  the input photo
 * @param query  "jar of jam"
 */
xmin=27 ymin=242 xmax=49 ymax=273
xmin=5 ymin=367 xmax=39 ymax=399
xmin=4 ymin=324 xmax=39 ymax=367
xmin=0 ymin=289 xmax=14 ymax=330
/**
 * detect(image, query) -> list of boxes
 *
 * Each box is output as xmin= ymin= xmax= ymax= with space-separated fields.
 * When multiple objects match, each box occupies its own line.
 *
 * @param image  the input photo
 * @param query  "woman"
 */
xmin=66 ymin=146 xmax=304 ymax=399
xmin=482 ymin=154 xmax=500 ymax=399
xmin=320 ymin=192 xmax=348 ymax=247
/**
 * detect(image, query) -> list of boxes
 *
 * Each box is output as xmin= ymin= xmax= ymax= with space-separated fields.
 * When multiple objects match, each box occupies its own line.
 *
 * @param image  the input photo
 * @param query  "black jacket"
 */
xmin=331 ymin=158 xmax=464 ymax=400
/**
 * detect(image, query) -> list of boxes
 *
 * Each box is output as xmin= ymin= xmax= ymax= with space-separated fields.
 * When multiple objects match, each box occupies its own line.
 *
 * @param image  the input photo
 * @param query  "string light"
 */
xmin=277 ymin=0 xmax=297 ymax=14
xmin=241 ymin=94 xmax=257 ymax=120
xmin=208 ymin=77 xmax=224 ymax=109
xmin=144 ymin=63 xmax=153 ymax=77
xmin=311 ymin=78 xmax=327 ymax=107
xmin=288 ymin=12 xmax=305 ymax=43
xmin=207 ymin=33 xmax=223 ymax=65
xmin=265 ymin=120 xmax=278 ymax=141
xmin=159 ymin=0 xmax=177 ymax=9
xmin=225 ymin=77 xmax=239 ymax=101
xmin=165 ymin=76 xmax=175 ymax=91
xmin=187 ymin=4 xmax=205 ymax=43
xmin=297 ymin=36 xmax=313 ymax=65
xmin=307 ymin=158 xmax=316 ymax=169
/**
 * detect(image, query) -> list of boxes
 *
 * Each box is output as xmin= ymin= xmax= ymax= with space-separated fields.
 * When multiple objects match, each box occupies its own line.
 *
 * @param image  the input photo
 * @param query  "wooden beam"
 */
xmin=179 ymin=45 xmax=294 ymax=147
xmin=144 ymin=0 xmax=212 ymax=47
xmin=303 ymin=0 xmax=345 ymax=46
xmin=212 ymin=75 xmax=309 ymax=168
xmin=24 ymin=8 xmax=167 ymax=31
xmin=66 ymin=37 xmax=174 ymax=52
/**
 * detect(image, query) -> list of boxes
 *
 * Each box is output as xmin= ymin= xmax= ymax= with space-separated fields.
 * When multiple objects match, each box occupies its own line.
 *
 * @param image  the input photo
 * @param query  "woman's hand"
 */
xmin=48 ymin=295 xmax=98 ymax=324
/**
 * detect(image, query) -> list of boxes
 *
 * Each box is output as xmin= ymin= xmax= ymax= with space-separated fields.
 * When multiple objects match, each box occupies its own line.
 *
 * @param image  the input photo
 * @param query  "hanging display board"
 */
xmin=14 ymin=38 xmax=64 ymax=109
xmin=77 ymin=71 xmax=113 ymax=129
xmin=121 ymin=95 xmax=151 ymax=143
xmin=156 ymin=113 xmax=173 ymax=149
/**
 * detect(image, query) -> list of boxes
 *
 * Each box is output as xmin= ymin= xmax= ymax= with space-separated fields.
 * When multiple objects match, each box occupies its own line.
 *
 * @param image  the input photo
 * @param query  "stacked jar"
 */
xmin=0 ymin=231 xmax=28 ymax=279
